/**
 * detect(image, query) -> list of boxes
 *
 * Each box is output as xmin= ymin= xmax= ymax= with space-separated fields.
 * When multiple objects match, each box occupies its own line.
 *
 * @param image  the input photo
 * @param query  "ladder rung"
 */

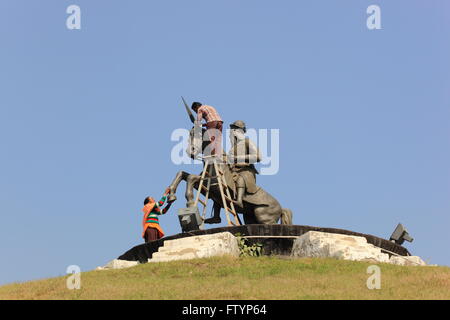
xmin=196 ymin=158 xmax=241 ymax=226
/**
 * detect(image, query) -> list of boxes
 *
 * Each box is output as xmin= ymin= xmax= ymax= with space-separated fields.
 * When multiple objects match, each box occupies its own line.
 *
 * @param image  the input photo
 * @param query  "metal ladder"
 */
xmin=193 ymin=155 xmax=241 ymax=226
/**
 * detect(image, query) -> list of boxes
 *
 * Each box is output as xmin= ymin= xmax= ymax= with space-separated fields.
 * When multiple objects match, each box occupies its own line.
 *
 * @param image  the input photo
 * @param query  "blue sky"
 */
xmin=0 ymin=0 xmax=449 ymax=285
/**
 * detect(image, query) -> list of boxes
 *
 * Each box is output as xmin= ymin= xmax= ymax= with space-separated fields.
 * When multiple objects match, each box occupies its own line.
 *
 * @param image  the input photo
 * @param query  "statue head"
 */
xmin=229 ymin=120 xmax=246 ymax=145
xmin=230 ymin=120 xmax=246 ymax=133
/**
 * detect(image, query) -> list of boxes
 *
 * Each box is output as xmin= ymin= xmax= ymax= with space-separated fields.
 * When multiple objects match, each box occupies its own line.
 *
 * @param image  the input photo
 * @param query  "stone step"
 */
xmin=149 ymin=232 xmax=240 ymax=263
xmin=151 ymin=254 xmax=199 ymax=263
xmin=151 ymin=247 xmax=233 ymax=263
xmin=155 ymin=243 xmax=235 ymax=258
xmin=158 ymin=239 xmax=230 ymax=253
xmin=96 ymin=259 xmax=140 ymax=270
xmin=290 ymin=231 xmax=428 ymax=265
xmin=163 ymin=232 xmax=237 ymax=248
xmin=291 ymin=231 xmax=391 ymax=263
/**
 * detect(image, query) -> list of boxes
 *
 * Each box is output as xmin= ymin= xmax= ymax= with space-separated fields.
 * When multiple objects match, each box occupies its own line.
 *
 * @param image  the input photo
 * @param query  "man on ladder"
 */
xmin=191 ymin=102 xmax=224 ymax=156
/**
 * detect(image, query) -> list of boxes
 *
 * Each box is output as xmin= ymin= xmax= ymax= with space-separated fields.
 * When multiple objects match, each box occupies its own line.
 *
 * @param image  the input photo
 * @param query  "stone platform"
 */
xmin=118 ymin=224 xmax=411 ymax=263
xmin=291 ymin=231 xmax=426 ymax=265
xmin=291 ymin=231 xmax=390 ymax=263
xmin=150 ymin=232 xmax=240 ymax=263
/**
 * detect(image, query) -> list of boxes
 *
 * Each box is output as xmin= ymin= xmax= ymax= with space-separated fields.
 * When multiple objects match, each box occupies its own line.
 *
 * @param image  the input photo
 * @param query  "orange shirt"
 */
xmin=141 ymin=202 xmax=165 ymax=239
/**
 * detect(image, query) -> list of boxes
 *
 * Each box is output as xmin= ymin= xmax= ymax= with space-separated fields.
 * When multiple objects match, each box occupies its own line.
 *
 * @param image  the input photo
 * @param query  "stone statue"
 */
xmin=227 ymin=120 xmax=261 ymax=209
xmin=168 ymin=105 xmax=292 ymax=225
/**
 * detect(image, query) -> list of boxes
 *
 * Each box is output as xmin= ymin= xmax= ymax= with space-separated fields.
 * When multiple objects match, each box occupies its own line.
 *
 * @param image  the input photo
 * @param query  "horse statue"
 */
xmin=167 ymin=107 xmax=292 ymax=226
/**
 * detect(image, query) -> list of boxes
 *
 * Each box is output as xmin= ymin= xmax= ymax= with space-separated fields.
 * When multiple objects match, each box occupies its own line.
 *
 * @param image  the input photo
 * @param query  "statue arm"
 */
xmin=250 ymin=141 xmax=262 ymax=163
xmin=232 ymin=154 xmax=259 ymax=163
xmin=229 ymin=140 xmax=261 ymax=164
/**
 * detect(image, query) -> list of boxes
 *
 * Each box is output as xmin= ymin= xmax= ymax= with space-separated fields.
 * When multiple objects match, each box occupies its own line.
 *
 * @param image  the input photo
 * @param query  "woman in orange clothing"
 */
xmin=142 ymin=188 xmax=173 ymax=243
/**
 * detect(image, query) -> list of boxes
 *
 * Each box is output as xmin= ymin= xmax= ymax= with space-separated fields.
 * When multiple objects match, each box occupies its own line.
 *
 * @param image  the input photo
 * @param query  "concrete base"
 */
xmin=149 ymin=232 xmax=239 ymax=263
xmin=291 ymin=231 xmax=390 ymax=263
xmin=291 ymin=231 xmax=427 ymax=266
xmin=119 ymin=224 xmax=411 ymax=263
xmin=96 ymin=259 xmax=140 ymax=270
xmin=389 ymin=255 xmax=427 ymax=266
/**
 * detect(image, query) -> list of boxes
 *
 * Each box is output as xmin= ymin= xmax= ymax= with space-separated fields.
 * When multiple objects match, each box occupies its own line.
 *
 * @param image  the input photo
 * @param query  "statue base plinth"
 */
xmin=118 ymin=224 xmax=411 ymax=263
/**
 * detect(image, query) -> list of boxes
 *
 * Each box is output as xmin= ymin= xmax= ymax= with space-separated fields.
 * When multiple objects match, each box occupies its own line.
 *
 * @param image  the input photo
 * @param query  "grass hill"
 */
xmin=1 ymin=256 xmax=449 ymax=300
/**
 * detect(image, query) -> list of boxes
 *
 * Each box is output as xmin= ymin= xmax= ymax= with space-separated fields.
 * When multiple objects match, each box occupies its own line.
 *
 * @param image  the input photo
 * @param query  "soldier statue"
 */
xmin=227 ymin=120 xmax=261 ymax=208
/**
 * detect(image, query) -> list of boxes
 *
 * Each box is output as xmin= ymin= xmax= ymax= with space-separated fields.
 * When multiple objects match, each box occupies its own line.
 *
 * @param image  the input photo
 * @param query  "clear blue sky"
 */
xmin=1 ymin=0 xmax=449 ymax=285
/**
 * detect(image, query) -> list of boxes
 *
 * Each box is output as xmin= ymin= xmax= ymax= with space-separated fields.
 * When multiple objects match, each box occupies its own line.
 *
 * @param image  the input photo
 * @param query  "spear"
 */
xmin=181 ymin=96 xmax=195 ymax=124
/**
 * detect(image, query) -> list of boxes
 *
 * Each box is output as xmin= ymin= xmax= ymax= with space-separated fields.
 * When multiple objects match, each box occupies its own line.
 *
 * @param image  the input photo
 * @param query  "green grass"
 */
xmin=1 ymin=256 xmax=449 ymax=300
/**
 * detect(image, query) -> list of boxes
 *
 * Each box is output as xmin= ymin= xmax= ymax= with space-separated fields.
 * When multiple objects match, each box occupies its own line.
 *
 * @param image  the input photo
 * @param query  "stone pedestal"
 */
xmin=96 ymin=259 xmax=140 ymax=270
xmin=291 ymin=231 xmax=427 ymax=266
xmin=389 ymin=255 xmax=427 ymax=266
xmin=291 ymin=231 xmax=390 ymax=263
xmin=149 ymin=232 xmax=239 ymax=263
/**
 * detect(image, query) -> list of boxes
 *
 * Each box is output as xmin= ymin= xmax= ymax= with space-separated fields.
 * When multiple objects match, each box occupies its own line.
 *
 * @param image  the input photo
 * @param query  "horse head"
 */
xmin=186 ymin=125 xmax=209 ymax=159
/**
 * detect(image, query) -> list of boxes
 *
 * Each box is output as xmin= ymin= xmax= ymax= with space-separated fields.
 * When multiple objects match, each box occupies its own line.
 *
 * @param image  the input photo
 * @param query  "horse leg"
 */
xmin=168 ymin=171 xmax=190 ymax=202
xmin=253 ymin=203 xmax=282 ymax=224
xmin=281 ymin=208 xmax=293 ymax=225
xmin=185 ymin=174 xmax=201 ymax=207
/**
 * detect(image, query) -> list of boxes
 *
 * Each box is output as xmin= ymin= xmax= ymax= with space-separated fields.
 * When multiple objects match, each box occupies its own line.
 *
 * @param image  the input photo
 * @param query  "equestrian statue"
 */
xmin=167 ymin=100 xmax=293 ymax=225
